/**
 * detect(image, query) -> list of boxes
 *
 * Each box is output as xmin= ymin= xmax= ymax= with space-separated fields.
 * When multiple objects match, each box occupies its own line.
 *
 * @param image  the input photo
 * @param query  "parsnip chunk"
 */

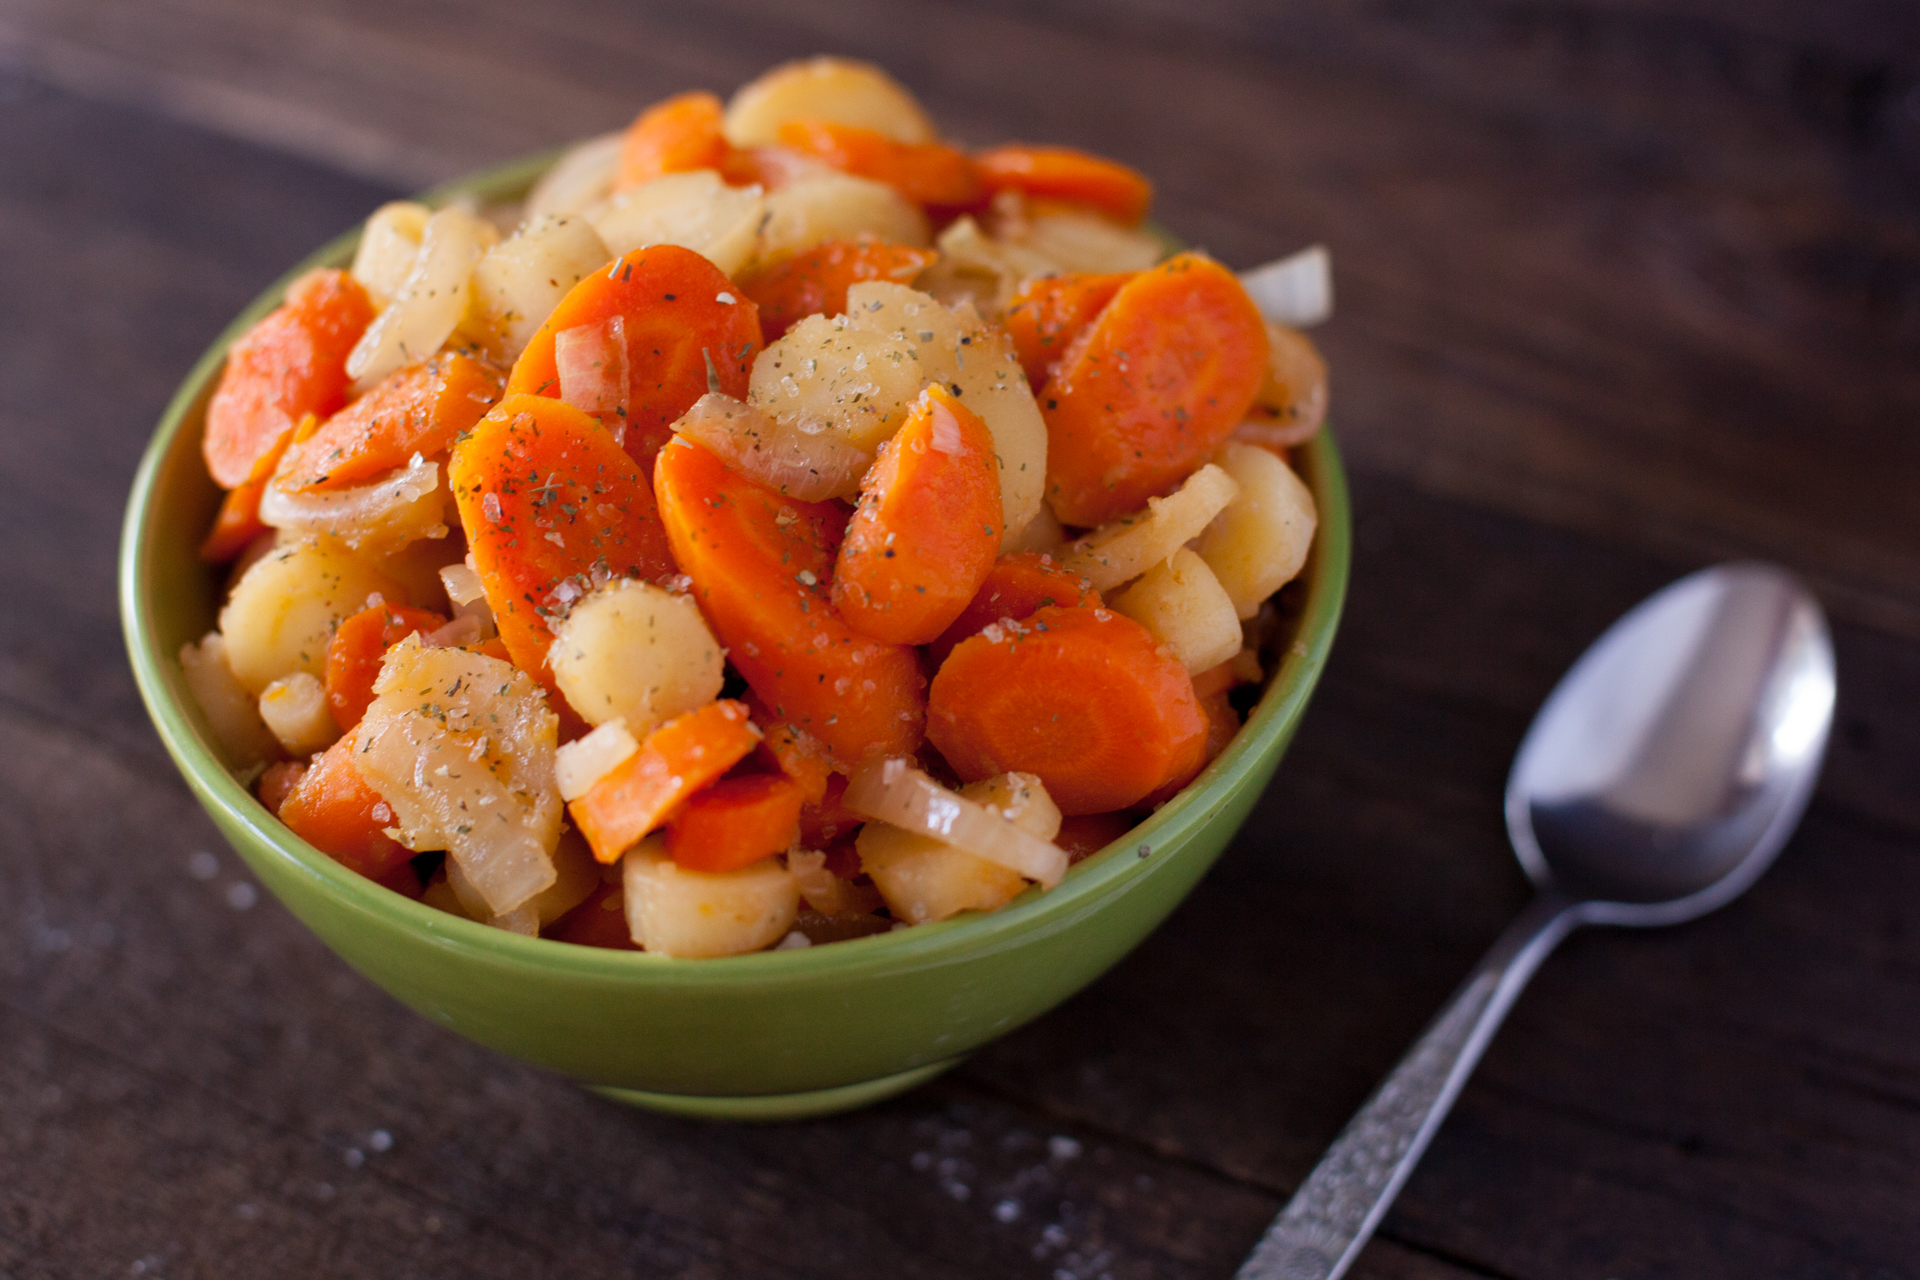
xmin=1196 ymin=441 xmax=1319 ymax=618
xmin=1057 ymin=464 xmax=1240 ymax=592
xmin=723 ymin=57 xmax=936 ymax=148
xmin=219 ymin=536 xmax=406 ymax=695
xmin=586 ymin=170 xmax=765 ymax=276
xmin=856 ymin=773 xmax=1060 ymax=925
xmin=748 ymin=313 xmax=931 ymax=469
xmin=259 ymin=671 xmax=341 ymax=756
xmin=673 ymin=393 xmax=873 ymax=502
xmin=463 ymin=214 xmax=611 ymax=361
xmin=622 ymin=835 xmax=799 ymax=957
xmin=755 ymin=173 xmax=930 ymax=265
xmin=179 ymin=631 xmax=280 ymax=769
xmin=350 ymin=201 xmax=430 ymax=308
xmin=547 ymin=580 xmax=725 ymax=733
xmin=353 ymin=637 xmax=561 ymax=915
xmin=525 ymin=131 xmax=622 ymax=221
xmin=554 ymin=719 xmax=641 ymax=802
xmin=1111 ymin=548 xmax=1244 ymax=673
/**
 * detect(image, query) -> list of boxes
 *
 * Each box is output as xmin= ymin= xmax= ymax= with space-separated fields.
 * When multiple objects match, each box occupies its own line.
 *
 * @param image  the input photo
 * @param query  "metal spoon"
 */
xmin=1238 ymin=561 xmax=1836 ymax=1280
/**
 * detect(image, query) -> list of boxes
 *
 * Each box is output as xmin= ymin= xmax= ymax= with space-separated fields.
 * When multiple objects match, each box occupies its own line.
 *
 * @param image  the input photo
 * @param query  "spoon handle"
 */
xmin=1236 ymin=891 xmax=1580 ymax=1280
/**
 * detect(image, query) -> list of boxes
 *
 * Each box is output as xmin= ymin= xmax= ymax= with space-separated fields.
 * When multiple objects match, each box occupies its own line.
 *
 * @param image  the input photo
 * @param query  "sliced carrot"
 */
xmin=280 ymin=735 xmax=421 ymax=895
xmin=276 ymin=352 xmax=502 ymax=491
xmin=506 ymin=245 xmax=762 ymax=475
xmin=974 ymin=144 xmax=1153 ymax=225
xmin=570 ymin=700 xmax=762 ymax=863
xmin=748 ymin=693 xmax=836 ymax=806
xmin=199 ymin=425 xmax=294 ymax=563
xmin=800 ymin=773 xmax=863 ymax=849
xmin=926 ymin=550 xmax=1100 ymax=669
xmin=653 ymin=434 xmax=926 ymax=765
xmin=777 ymin=120 xmax=984 ymax=210
xmin=1140 ymin=689 xmax=1241 ymax=808
xmin=323 ymin=602 xmax=448 ymax=732
xmin=256 ymin=759 xmax=308 ymax=817
xmin=204 ymin=269 xmax=376 ymax=488
xmin=926 ymin=604 xmax=1207 ymax=815
xmin=449 ymin=394 xmax=677 ymax=689
xmin=548 ymin=879 xmax=638 ymax=949
xmin=1041 ymin=252 xmax=1269 ymax=527
xmin=737 ymin=240 xmax=938 ymax=342
xmin=1191 ymin=658 xmax=1246 ymax=700
xmin=1001 ymin=271 xmax=1135 ymax=389
xmin=615 ymin=91 xmax=731 ymax=189
xmin=1054 ymin=811 xmax=1134 ymax=863
xmin=666 ymin=773 xmax=805 ymax=873
xmin=832 ymin=384 xmax=1002 ymax=645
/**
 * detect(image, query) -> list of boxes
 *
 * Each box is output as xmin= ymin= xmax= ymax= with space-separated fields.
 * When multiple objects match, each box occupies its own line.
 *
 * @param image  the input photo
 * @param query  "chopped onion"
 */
xmin=554 ymin=316 xmax=630 ymax=428
xmin=1059 ymin=463 xmax=1239 ymax=593
xmin=525 ymin=131 xmax=622 ymax=221
xmin=844 ymin=757 xmax=1068 ymax=888
xmin=673 ymin=392 xmax=872 ymax=502
xmin=438 ymin=561 xmax=487 ymax=607
xmin=1238 ymin=244 xmax=1332 ymax=328
xmin=346 ymin=205 xmax=496 ymax=390
xmin=260 ymin=452 xmax=447 ymax=557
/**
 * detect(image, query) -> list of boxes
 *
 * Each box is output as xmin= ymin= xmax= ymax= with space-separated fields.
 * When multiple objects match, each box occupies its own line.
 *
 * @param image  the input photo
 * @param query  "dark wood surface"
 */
xmin=3 ymin=3 xmax=1917 ymax=1276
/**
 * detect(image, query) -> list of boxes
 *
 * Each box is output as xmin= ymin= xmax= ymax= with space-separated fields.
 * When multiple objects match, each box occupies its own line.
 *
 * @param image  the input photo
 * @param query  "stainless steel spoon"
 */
xmin=1238 ymin=561 xmax=1836 ymax=1280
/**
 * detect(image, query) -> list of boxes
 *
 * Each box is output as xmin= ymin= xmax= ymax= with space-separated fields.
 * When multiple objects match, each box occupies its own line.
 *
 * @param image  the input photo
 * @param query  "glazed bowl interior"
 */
xmin=119 ymin=154 xmax=1352 ymax=1118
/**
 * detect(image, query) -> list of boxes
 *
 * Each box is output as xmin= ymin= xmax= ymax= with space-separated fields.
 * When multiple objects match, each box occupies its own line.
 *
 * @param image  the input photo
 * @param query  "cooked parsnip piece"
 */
xmin=259 ymin=452 xmax=449 ymax=558
xmin=347 ymin=205 xmax=497 ymax=390
xmin=354 ymin=637 xmax=561 ymax=915
xmin=258 ymin=672 xmax=339 ymax=755
xmin=219 ymin=536 xmax=405 ymax=694
xmin=723 ymin=56 xmax=936 ymax=148
xmin=748 ymin=313 xmax=930 ymax=469
xmin=754 ymin=173 xmax=930 ymax=266
xmin=1058 ymin=464 xmax=1240 ymax=592
xmin=525 ymin=131 xmax=622 ymax=221
xmin=1006 ymin=204 xmax=1164 ymax=274
xmin=673 ymin=393 xmax=873 ymax=502
xmin=463 ymin=214 xmax=611 ymax=360
xmin=547 ymin=580 xmax=725 ymax=732
xmin=179 ymin=631 xmax=280 ymax=769
xmin=1111 ymin=548 xmax=1243 ymax=673
xmin=554 ymin=719 xmax=641 ymax=801
xmin=622 ymin=834 xmax=800 ymax=957
xmin=1196 ymin=441 xmax=1319 ymax=618
xmin=843 ymin=282 xmax=1048 ymax=548
xmin=587 ymin=170 xmax=766 ymax=276
xmin=857 ymin=772 xmax=1060 ymax=925
xmin=350 ymin=201 xmax=429 ymax=307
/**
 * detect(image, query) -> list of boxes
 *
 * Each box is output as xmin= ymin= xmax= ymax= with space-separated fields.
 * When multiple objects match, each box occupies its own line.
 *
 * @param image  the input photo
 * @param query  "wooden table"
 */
xmin=4 ymin=3 xmax=1917 ymax=1275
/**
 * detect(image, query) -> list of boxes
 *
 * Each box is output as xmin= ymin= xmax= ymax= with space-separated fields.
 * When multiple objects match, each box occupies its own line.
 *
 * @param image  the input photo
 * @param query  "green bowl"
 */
xmin=119 ymin=155 xmax=1351 ymax=1120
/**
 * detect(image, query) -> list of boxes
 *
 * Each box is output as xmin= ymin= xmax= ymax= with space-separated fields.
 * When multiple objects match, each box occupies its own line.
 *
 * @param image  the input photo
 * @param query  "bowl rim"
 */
xmin=119 ymin=149 xmax=1351 ymax=987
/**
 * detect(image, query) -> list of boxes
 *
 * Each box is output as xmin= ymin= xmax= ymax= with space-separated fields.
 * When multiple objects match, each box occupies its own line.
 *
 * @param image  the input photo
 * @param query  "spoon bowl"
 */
xmin=1240 ymin=562 xmax=1834 ymax=1280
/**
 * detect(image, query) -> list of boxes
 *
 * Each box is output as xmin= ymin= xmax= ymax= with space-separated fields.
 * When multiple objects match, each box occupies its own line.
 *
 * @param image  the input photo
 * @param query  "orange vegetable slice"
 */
xmin=199 ymin=425 xmax=294 ymax=563
xmin=666 ymin=773 xmax=806 ymax=873
xmin=777 ymin=120 xmax=985 ymax=210
xmin=570 ymin=700 xmax=761 ymax=863
xmin=974 ymin=144 xmax=1153 ymax=225
xmin=276 ymin=352 xmax=502 ymax=491
xmin=615 ymin=91 xmax=732 ymax=188
xmin=279 ymin=735 xmax=421 ymax=895
xmin=737 ymin=240 xmax=937 ymax=342
xmin=926 ymin=550 xmax=1099 ymax=669
xmin=323 ymin=602 xmax=448 ymax=732
xmin=1001 ymin=271 xmax=1135 ymax=389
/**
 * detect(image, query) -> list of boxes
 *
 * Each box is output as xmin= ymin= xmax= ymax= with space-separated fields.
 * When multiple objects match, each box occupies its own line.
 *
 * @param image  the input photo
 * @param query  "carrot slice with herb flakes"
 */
xmin=1002 ymin=271 xmax=1135 ymax=390
xmin=653 ymin=434 xmax=926 ymax=765
xmin=926 ymin=550 xmax=1099 ymax=669
xmin=974 ymin=144 xmax=1154 ymax=225
xmin=927 ymin=604 xmax=1206 ymax=815
xmin=324 ymin=602 xmax=448 ymax=732
xmin=777 ymin=119 xmax=985 ymax=210
xmin=204 ymin=268 xmax=376 ymax=487
xmin=570 ymin=699 xmax=762 ymax=863
xmin=506 ymin=244 xmax=762 ymax=475
xmin=615 ymin=91 xmax=732 ymax=188
xmin=738 ymin=240 xmax=937 ymax=342
xmin=832 ymin=384 xmax=1003 ymax=646
xmin=666 ymin=773 xmax=806 ymax=873
xmin=279 ymin=735 xmax=421 ymax=896
xmin=199 ymin=425 xmax=294 ymax=563
xmin=1041 ymin=252 xmax=1269 ymax=527
xmin=276 ymin=352 xmax=502 ymax=491
xmin=449 ymin=393 xmax=677 ymax=688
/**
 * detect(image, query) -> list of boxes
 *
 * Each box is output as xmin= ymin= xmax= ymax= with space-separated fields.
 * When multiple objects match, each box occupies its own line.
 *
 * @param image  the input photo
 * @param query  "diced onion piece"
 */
xmin=423 ymin=613 xmax=483 ymax=649
xmin=723 ymin=57 xmax=937 ymax=148
xmin=350 ymin=201 xmax=429 ymax=308
xmin=1237 ymin=321 xmax=1328 ymax=448
xmin=915 ymin=214 xmax=1063 ymax=318
xmin=526 ymin=131 xmax=623 ymax=221
xmin=844 ymin=757 xmax=1068 ymax=888
xmin=528 ymin=830 xmax=602 ymax=926
xmin=260 ymin=453 xmax=448 ymax=557
xmin=1238 ymin=244 xmax=1332 ymax=328
xmin=554 ymin=316 xmax=630 ymax=424
xmin=353 ymin=637 xmax=561 ymax=915
xmin=179 ymin=631 xmax=280 ymax=770
xmin=856 ymin=823 xmax=1027 ymax=925
xmin=437 ymin=561 xmax=496 ymax=638
xmin=258 ymin=671 xmax=340 ymax=755
xmin=554 ymin=719 xmax=641 ymax=801
xmin=445 ymin=856 xmax=539 ymax=935
xmin=1196 ymin=442 xmax=1319 ymax=618
xmin=966 ymin=772 xmax=1063 ymax=842
xmin=547 ymin=579 xmax=725 ymax=733
xmin=673 ymin=392 xmax=872 ymax=503
xmin=621 ymin=834 xmax=800 ymax=957
xmin=586 ymin=170 xmax=766 ymax=276
xmin=347 ymin=205 xmax=497 ymax=390
xmin=1111 ymin=548 xmax=1244 ymax=673
xmin=1058 ymin=463 xmax=1240 ymax=593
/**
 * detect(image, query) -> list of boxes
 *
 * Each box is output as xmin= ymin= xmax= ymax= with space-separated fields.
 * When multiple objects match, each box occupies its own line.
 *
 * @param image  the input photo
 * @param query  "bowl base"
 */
xmin=590 ymin=1056 xmax=962 ymax=1121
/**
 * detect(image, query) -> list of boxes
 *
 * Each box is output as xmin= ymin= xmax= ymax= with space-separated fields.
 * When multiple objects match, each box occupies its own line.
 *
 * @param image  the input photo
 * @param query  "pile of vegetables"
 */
xmin=180 ymin=57 xmax=1329 ymax=957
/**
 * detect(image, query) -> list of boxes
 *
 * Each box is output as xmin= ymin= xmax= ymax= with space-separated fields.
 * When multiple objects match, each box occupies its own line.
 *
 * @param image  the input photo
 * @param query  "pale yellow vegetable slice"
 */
xmin=178 ymin=631 xmax=280 ymax=770
xmin=621 ymin=834 xmax=800 ymax=957
xmin=525 ymin=131 xmax=622 ymax=221
xmin=855 ymin=772 xmax=1062 ymax=924
xmin=258 ymin=672 xmax=340 ymax=756
xmin=723 ymin=57 xmax=936 ymax=148
xmin=844 ymin=757 xmax=1067 ymax=889
xmin=672 ymin=392 xmax=872 ymax=502
xmin=350 ymin=201 xmax=429 ymax=308
xmin=546 ymin=580 xmax=725 ymax=733
xmin=553 ymin=719 xmax=640 ymax=802
xmin=218 ymin=536 xmax=405 ymax=694
xmin=1057 ymin=463 xmax=1240 ymax=592
xmin=353 ymin=637 xmax=561 ymax=915
xmin=586 ymin=170 xmax=765 ymax=276
xmin=445 ymin=856 xmax=537 ymax=936
xmin=347 ymin=205 xmax=498 ymax=390
xmin=1234 ymin=321 xmax=1329 ymax=449
xmin=1008 ymin=205 xmax=1164 ymax=274
xmin=258 ymin=452 xmax=448 ymax=557
xmin=748 ymin=312 xmax=931 ymax=466
xmin=1196 ymin=442 xmax=1319 ymax=618
xmin=463 ymin=213 xmax=611 ymax=361
xmin=913 ymin=214 xmax=1062 ymax=317
xmin=1111 ymin=548 xmax=1244 ymax=674
xmin=754 ymin=173 xmax=930 ymax=266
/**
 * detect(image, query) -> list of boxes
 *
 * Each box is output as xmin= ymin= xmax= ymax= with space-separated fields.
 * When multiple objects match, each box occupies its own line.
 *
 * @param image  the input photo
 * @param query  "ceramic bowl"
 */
xmin=120 ymin=154 xmax=1351 ymax=1120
